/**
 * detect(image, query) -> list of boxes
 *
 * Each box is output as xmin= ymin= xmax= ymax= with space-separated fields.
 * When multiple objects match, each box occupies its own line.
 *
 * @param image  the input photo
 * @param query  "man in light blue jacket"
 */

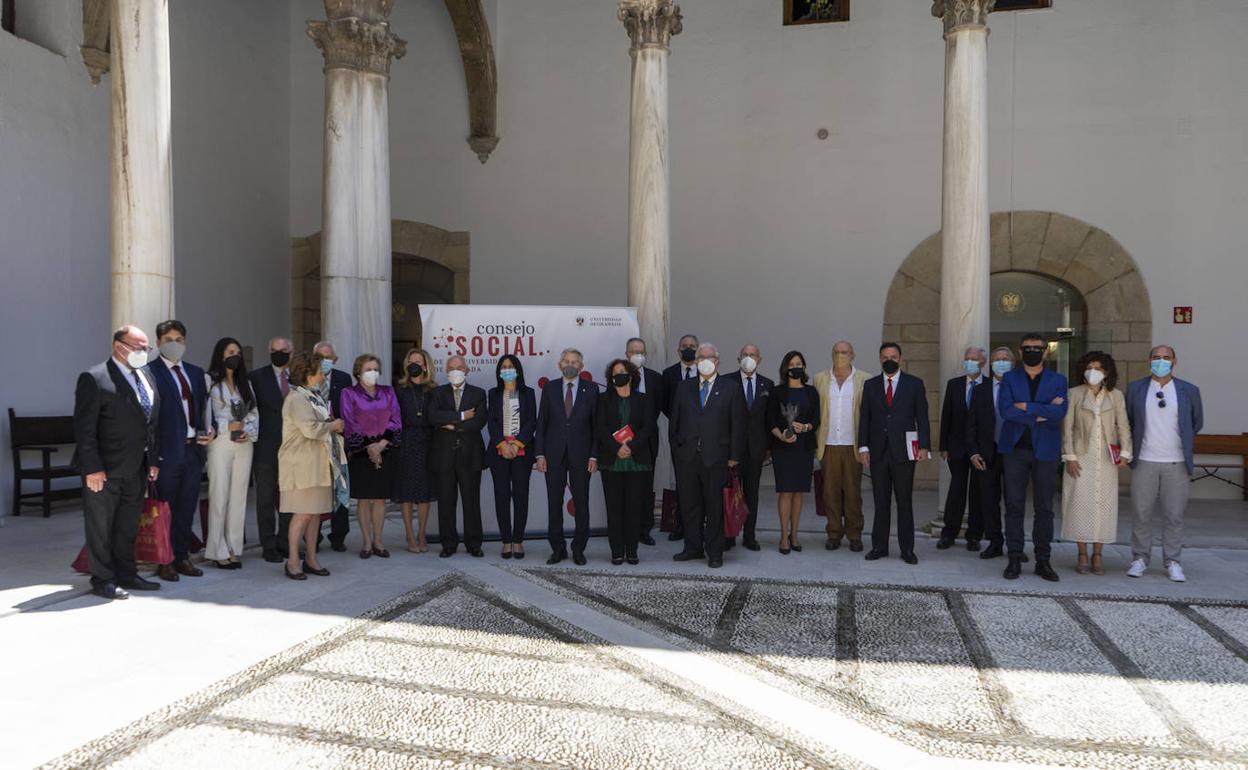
xmin=1125 ymin=344 xmax=1203 ymax=582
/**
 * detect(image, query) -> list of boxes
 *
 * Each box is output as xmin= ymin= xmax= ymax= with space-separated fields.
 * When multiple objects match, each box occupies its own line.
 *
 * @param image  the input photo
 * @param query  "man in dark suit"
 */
xmin=73 ymin=326 xmax=163 ymax=600
xmin=429 ymin=355 xmax=488 ymax=557
xmin=937 ymin=346 xmax=987 ymax=552
xmin=967 ymin=347 xmax=1018 ymax=561
xmin=249 ymin=336 xmax=292 ymax=562
xmin=669 ymin=343 xmax=745 ymax=568
xmin=535 ymin=348 xmax=599 ymax=565
xmin=625 ymin=337 xmax=664 ymax=546
xmin=660 ymin=334 xmax=700 ymax=541
xmin=148 ymin=320 xmax=211 ymax=581
xmin=313 ymin=341 xmax=355 ymax=551
xmin=858 ymin=342 xmax=930 ymax=564
xmin=720 ymin=344 xmax=771 ymax=551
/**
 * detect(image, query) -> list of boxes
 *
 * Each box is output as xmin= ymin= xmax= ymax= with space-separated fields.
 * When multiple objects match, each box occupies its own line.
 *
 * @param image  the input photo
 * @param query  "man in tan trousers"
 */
xmin=813 ymin=341 xmax=873 ymax=551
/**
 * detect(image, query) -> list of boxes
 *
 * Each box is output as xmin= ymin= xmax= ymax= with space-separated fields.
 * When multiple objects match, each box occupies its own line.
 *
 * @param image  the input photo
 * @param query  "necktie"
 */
xmin=685 ymin=367 xmax=693 ymax=380
xmin=279 ymin=369 xmax=290 ymax=397
xmin=454 ymin=386 xmax=463 ymax=410
xmin=132 ymin=371 xmax=152 ymax=417
xmin=885 ymin=377 xmax=894 ymax=407
xmin=700 ymin=380 xmax=710 ymax=408
xmin=173 ymin=364 xmax=195 ymax=430
xmin=746 ymin=377 xmax=754 ymax=409
xmin=966 ymin=379 xmax=975 ymax=409
xmin=993 ymin=382 xmax=1003 ymax=445
xmin=564 ymin=382 xmax=574 ymax=418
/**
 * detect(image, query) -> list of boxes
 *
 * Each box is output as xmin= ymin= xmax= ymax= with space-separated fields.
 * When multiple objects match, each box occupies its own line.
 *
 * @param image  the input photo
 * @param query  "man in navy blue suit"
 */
xmin=997 ymin=332 xmax=1068 ymax=582
xmin=147 ymin=320 xmax=212 ymax=582
xmin=660 ymin=334 xmax=700 ymax=541
xmin=535 ymin=347 xmax=599 ymax=565
xmin=720 ymin=344 xmax=772 ymax=551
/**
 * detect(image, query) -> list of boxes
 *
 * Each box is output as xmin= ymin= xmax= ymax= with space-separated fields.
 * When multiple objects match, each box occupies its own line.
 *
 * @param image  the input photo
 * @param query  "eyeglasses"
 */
xmin=1155 ymin=391 xmax=1167 ymax=409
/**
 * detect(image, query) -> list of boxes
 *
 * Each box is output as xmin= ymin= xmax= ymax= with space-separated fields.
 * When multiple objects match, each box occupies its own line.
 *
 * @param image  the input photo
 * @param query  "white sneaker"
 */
xmin=1167 ymin=562 xmax=1186 ymax=582
xmin=1126 ymin=559 xmax=1147 ymax=578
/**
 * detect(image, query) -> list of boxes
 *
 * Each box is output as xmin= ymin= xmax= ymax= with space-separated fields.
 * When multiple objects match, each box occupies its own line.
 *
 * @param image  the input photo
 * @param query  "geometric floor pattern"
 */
xmin=520 ymin=569 xmax=1248 ymax=770
xmin=37 ymin=573 xmax=858 ymax=770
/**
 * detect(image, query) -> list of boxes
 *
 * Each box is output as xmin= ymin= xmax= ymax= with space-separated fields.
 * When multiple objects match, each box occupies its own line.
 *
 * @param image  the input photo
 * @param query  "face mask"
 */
xmin=963 ymin=359 xmax=982 ymax=376
xmin=679 ymin=348 xmax=697 ymax=363
xmin=159 ymin=341 xmax=185 ymax=363
xmin=361 ymin=370 xmax=379 ymax=387
xmin=500 ymin=369 xmax=518 ymax=384
xmin=1084 ymin=369 xmax=1105 ymax=386
xmin=125 ymin=348 xmax=149 ymax=370
xmin=224 ymin=355 xmax=243 ymax=371
xmin=1020 ymin=348 xmax=1044 ymax=367
xmin=447 ymin=370 xmax=467 ymax=386
xmin=740 ymin=356 xmax=757 ymax=373
xmin=561 ymin=365 xmax=580 ymax=380
xmin=787 ymin=367 xmax=805 ymax=380
xmin=697 ymin=358 xmax=717 ymax=377
xmin=320 ymin=359 xmax=334 ymax=375
xmin=629 ymin=353 xmax=646 ymax=368
xmin=881 ymin=359 xmax=900 ymax=376
xmin=612 ymin=373 xmax=632 ymax=388
xmin=270 ymin=350 xmax=290 ymax=368
xmin=833 ymin=352 xmax=851 ymax=367
xmin=1150 ymin=359 xmax=1173 ymax=378
xmin=990 ymin=360 xmax=1012 ymax=378
xmin=407 ymin=363 xmax=424 ymax=379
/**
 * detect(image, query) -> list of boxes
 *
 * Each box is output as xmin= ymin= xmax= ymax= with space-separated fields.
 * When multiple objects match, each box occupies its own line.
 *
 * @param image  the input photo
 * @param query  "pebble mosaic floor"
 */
xmin=519 ymin=568 xmax=1248 ymax=770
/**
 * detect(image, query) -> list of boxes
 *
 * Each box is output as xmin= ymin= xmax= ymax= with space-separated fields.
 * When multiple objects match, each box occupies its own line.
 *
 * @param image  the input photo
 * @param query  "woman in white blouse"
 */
xmin=204 ymin=337 xmax=259 ymax=569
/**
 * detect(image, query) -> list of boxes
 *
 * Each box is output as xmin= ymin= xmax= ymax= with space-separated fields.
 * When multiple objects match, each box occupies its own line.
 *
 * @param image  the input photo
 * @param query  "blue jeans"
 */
xmin=1002 ymin=448 xmax=1059 ymax=560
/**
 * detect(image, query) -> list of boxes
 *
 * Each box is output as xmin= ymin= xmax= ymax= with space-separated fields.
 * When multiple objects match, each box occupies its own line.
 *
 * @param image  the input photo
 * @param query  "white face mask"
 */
xmin=1084 ymin=369 xmax=1105 ymax=386
xmin=361 ymin=370 xmax=379 ymax=387
xmin=447 ymin=370 xmax=467 ymax=386
xmin=739 ymin=356 xmax=757 ymax=373
xmin=125 ymin=348 xmax=149 ymax=370
xmin=629 ymin=353 xmax=646 ymax=368
xmin=697 ymin=358 xmax=717 ymax=377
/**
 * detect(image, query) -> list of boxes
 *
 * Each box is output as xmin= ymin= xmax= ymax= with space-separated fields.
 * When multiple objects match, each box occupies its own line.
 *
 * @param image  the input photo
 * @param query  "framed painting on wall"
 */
xmin=783 ymin=0 xmax=849 ymax=26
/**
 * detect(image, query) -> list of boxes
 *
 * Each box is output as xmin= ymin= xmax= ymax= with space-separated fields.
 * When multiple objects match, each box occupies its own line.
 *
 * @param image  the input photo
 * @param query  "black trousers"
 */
xmin=1003 ymin=448 xmax=1058 ymax=560
xmin=252 ymin=461 xmax=288 ymax=553
xmin=638 ymin=468 xmax=657 ymax=538
xmin=602 ymin=469 xmax=646 ymax=558
xmin=668 ymin=448 xmax=685 ymax=538
xmin=735 ymin=456 xmax=764 ymax=543
xmin=156 ymin=446 xmax=205 ymax=563
xmin=438 ymin=453 xmax=483 ymax=551
xmin=978 ymin=454 xmax=1005 ymax=547
xmin=490 ymin=458 xmax=532 ymax=543
xmin=326 ymin=504 xmax=350 ymax=544
xmin=676 ymin=456 xmax=727 ymax=560
xmin=940 ymin=455 xmax=983 ymax=543
xmin=545 ymin=455 xmax=590 ymax=554
xmin=869 ymin=454 xmax=916 ymax=555
xmin=83 ymin=472 xmax=144 ymax=587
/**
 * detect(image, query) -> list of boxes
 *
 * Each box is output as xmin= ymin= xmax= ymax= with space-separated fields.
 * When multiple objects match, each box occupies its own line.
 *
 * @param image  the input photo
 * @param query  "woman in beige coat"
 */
xmin=278 ymin=352 xmax=345 ymax=580
xmin=1061 ymin=351 xmax=1132 ymax=575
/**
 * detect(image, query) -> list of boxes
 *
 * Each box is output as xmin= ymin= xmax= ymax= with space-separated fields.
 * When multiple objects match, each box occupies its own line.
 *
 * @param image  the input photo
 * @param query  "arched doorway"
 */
xmin=990 ymin=271 xmax=1088 ymax=379
xmin=883 ymin=211 xmax=1152 ymax=487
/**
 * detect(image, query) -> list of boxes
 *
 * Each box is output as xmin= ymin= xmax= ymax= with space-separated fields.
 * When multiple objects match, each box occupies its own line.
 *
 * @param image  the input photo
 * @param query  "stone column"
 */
xmin=110 ymin=0 xmax=175 ymax=334
xmin=619 ymin=0 xmax=681 ymax=368
xmin=308 ymin=0 xmax=406 ymax=369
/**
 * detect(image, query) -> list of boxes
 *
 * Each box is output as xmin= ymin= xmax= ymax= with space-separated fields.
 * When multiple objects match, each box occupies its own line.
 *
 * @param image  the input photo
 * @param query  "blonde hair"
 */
xmin=398 ymin=347 xmax=435 ymax=390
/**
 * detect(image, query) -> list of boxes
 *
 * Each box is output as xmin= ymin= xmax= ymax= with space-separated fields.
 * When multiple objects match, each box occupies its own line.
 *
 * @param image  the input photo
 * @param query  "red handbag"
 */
xmin=133 ymin=485 xmax=174 ymax=565
xmin=722 ymin=468 xmax=749 ymax=537
xmin=71 ymin=546 xmax=90 ymax=574
xmin=659 ymin=488 xmax=679 ymax=532
xmin=813 ymin=467 xmax=826 ymax=517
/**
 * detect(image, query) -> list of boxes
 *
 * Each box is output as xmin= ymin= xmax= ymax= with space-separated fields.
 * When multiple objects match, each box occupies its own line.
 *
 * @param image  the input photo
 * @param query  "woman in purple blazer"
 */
xmin=341 ymin=354 xmax=402 ymax=559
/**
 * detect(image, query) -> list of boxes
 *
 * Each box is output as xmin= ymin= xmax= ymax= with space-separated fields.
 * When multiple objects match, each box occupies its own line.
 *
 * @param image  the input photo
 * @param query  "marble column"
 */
xmin=110 ymin=0 xmax=175 ymax=334
xmin=932 ymin=0 xmax=993 ymax=523
xmin=308 ymin=0 xmax=406 ymax=370
xmin=619 ymin=0 xmax=681 ymax=368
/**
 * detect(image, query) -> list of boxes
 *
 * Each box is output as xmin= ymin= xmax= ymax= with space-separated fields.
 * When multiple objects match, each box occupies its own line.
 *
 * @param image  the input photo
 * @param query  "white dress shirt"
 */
xmin=824 ymin=368 xmax=856 ymax=446
xmin=118 ymin=357 xmax=155 ymax=409
xmin=1139 ymin=379 xmax=1183 ymax=462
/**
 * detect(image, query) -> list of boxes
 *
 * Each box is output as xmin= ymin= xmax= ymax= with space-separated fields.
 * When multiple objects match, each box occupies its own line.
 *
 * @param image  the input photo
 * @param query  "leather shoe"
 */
xmin=156 ymin=564 xmax=179 ymax=582
xmin=708 ymin=558 xmax=723 ymax=569
xmin=119 ymin=576 xmax=160 ymax=591
xmin=825 ymin=539 xmax=842 ymax=551
xmin=572 ymin=552 xmax=587 ymax=566
xmin=626 ymin=554 xmax=640 ymax=565
xmin=285 ymin=565 xmax=307 ymax=580
xmin=673 ymin=551 xmax=704 ymax=562
xmin=936 ymin=537 xmax=954 ymax=550
xmin=329 ymin=540 xmax=347 ymax=553
xmin=966 ymin=540 xmax=982 ymax=552
xmin=742 ymin=539 xmax=761 ymax=551
xmin=901 ymin=551 xmax=918 ymax=565
xmin=639 ymin=534 xmax=656 ymax=546
xmin=864 ymin=549 xmax=888 ymax=561
xmin=1035 ymin=560 xmax=1060 ymax=582
xmin=174 ymin=560 xmax=202 ymax=577
xmin=439 ymin=548 xmax=455 ymax=558
xmin=667 ymin=531 xmax=684 ymax=541
xmin=1004 ymin=556 xmax=1022 ymax=580
xmin=262 ymin=550 xmax=283 ymax=563
xmin=980 ymin=543 xmax=1004 ymax=559
xmin=302 ymin=562 xmax=330 ymax=577
xmin=469 ymin=548 xmax=484 ymax=558
xmin=849 ymin=540 xmax=864 ymax=552
xmin=91 ymin=583 xmax=129 ymax=600
xmin=611 ymin=556 xmax=625 ymax=566
xmin=546 ymin=552 xmax=566 ymax=565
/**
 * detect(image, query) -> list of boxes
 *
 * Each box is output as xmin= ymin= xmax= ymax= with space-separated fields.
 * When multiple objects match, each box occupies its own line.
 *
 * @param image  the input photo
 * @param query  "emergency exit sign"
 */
xmin=1173 ymin=306 xmax=1193 ymax=324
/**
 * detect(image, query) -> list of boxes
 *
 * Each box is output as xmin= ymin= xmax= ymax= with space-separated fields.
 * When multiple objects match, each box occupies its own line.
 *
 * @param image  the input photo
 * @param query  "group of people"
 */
xmin=72 ymin=321 xmax=1202 ymax=601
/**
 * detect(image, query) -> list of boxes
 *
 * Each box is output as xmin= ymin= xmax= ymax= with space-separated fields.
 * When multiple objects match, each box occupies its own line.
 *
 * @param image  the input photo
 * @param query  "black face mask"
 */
xmin=1020 ymin=348 xmax=1045 ymax=367
xmin=407 ymin=363 xmax=424 ymax=379
xmin=787 ymin=367 xmax=805 ymax=381
xmin=270 ymin=350 xmax=290 ymax=367
xmin=679 ymin=348 xmax=697 ymax=363
xmin=881 ymin=360 xmax=900 ymax=375
xmin=223 ymin=355 xmax=243 ymax=371
xmin=612 ymin=373 xmax=632 ymax=388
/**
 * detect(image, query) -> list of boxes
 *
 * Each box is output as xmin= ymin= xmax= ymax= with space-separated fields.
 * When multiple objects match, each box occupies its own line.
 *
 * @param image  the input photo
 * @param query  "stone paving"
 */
xmin=519 ymin=568 xmax=1248 ymax=770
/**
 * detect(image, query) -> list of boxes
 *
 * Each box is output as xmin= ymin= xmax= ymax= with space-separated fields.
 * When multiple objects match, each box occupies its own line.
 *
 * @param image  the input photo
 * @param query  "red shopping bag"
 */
xmin=72 ymin=546 xmax=90 ymax=574
xmin=722 ymin=468 xmax=749 ymax=538
xmin=813 ymin=467 xmax=826 ymax=517
xmin=659 ymin=488 xmax=679 ymax=533
xmin=133 ymin=487 xmax=174 ymax=565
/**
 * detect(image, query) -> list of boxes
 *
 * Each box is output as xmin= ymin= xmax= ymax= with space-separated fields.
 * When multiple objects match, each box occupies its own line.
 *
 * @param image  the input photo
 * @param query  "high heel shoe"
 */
xmin=372 ymin=546 xmax=390 ymax=558
xmin=303 ymin=562 xmax=330 ymax=577
xmin=359 ymin=549 xmax=372 ymax=560
xmin=513 ymin=548 xmax=525 ymax=560
xmin=1091 ymin=554 xmax=1105 ymax=576
xmin=502 ymin=550 xmax=513 ymax=560
xmin=1076 ymin=555 xmax=1090 ymax=575
xmin=284 ymin=565 xmax=306 ymax=581
xmin=791 ymin=542 xmax=803 ymax=552
xmin=779 ymin=537 xmax=791 ymax=556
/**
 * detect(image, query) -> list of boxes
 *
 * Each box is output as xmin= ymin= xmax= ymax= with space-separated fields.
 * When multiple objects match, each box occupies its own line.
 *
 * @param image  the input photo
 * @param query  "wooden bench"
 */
xmin=1191 ymin=433 xmax=1248 ymax=500
xmin=8 ymin=408 xmax=80 ymax=517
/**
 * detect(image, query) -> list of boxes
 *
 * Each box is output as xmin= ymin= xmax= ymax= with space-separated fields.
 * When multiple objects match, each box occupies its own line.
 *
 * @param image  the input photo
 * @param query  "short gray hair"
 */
xmin=268 ymin=336 xmax=292 ymax=351
xmin=312 ymin=340 xmax=336 ymax=356
xmin=990 ymin=346 xmax=1014 ymax=360
xmin=559 ymin=347 xmax=584 ymax=361
xmin=446 ymin=355 xmax=467 ymax=369
xmin=964 ymin=346 xmax=987 ymax=359
xmin=1150 ymin=344 xmax=1176 ymax=359
xmin=697 ymin=342 xmax=719 ymax=358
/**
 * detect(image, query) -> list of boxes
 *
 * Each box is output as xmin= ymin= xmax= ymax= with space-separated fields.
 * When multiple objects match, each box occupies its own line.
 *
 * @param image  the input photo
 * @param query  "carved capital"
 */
xmin=932 ymin=0 xmax=995 ymax=37
xmin=619 ymin=0 xmax=682 ymax=53
xmin=307 ymin=9 xmax=406 ymax=77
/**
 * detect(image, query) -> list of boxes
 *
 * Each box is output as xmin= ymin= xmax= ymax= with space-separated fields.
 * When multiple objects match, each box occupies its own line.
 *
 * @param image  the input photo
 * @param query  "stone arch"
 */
xmin=883 ymin=211 xmax=1152 ymax=485
xmin=291 ymin=219 xmax=470 ymax=354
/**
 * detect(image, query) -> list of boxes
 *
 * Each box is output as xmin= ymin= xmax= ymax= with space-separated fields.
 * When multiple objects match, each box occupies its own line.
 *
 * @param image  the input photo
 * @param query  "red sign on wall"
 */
xmin=1173 ymin=306 xmax=1193 ymax=324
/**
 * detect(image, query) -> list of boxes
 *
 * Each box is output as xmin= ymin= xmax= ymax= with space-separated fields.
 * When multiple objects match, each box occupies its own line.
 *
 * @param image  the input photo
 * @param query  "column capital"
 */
xmin=307 ymin=0 xmax=406 ymax=77
xmin=619 ymin=0 xmax=683 ymax=53
xmin=932 ymin=0 xmax=995 ymax=37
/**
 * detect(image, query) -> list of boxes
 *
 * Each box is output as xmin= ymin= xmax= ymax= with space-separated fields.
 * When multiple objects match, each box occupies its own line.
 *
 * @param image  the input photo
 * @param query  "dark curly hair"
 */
xmin=1075 ymin=350 xmax=1118 ymax=391
xmin=604 ymin=358 xmax=639 ymax=387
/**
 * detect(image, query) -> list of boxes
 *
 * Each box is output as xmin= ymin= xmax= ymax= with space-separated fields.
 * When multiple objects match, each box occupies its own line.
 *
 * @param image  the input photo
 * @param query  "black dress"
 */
xmin=393 ymin=385 xmax=434 ymax=504
xmin=767 ymin=384 xmax=821 ymax=493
